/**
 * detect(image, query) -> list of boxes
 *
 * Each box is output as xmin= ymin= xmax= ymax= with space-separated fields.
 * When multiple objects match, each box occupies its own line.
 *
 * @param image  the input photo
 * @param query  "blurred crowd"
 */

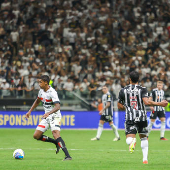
xmin=0 ymin=0 xmax=170 ymax=101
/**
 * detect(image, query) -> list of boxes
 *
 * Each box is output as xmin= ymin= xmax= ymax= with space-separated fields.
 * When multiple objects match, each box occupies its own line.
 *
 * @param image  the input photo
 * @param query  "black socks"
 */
xmin=37 ymin=135 xmax=71 ymax=158
xmin=38 ymin=135 xmax=56 ymax=144
xmin=56 ymin=137 xmax=71 ymax=157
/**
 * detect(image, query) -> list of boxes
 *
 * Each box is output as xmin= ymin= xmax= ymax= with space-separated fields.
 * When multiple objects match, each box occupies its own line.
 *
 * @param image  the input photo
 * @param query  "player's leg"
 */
xmin=147 ymin=111 xmax=157 ymax=137
xmin=126 ymin=134 xmax=136 ymax=153
xmin=139 ymin=120 xmax=148 ymax=164
xmin=125 ymin=121 xmax=137 ymax=153
xmin=50 ymin=115 xmax=72 ymax=160
xmin=34 ymin=119 xmax=56 ymax=143
xmin=109 ymin=121 xmax=120 ymax=141
xmin=91 ymin=118 xmax=105 ymax=141
xmin=34 ymin=119 xmax=60 ymax=153
xmin=147 ymin=119 xmax=155 ymax=136
xmin=52 ymin=130 xmax=72 ymax=160
xmin=33 ymin=130 xmax=56 ymax=142
xmin=159 ymin=115 xmax=168 ymax=140
xmin=139 ymin=134 xmax=148 ymax=164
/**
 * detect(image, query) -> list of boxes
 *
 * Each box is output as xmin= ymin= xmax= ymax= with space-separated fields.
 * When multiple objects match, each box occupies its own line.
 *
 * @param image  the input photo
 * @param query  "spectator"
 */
xmin=88 ymin=79 xmax=97 ymax=100
xmin=79 ymin=78 xmax=89 ymax=98
xmin=111 ymin=79 xmax=121 ymax=100
xmin=9 ymin=79 xmax=17 ymax=97
xmin=10 ymin=27 xmax=19 ymax=55
xmin=0 ymin=0 xmax=169 ymax=101
xmin=16 ymin=78 xmax=27 ymax=98
xmin=144 ymin=78 xmax=152 ymax=92
xmin=91 ymin=98 xmax=103 ymax=111
xmin=0 ymin=23 xmax=5 ymax=39
xmin=0 ymin=79 xmax=10 ymax=98
xmin=1 ymin=0 xmax=11 ymax=11
xmin=63 ymin=78 xmax=74 ymax=99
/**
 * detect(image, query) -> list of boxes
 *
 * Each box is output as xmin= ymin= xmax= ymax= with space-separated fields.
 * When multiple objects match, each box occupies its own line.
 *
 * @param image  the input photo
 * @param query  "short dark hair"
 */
xmin=40 ymin=75 xmax=50 ymax=84
xmin=157 ymin=80 xmax=163 ymax=84
xmin=102 ymin=84 xmax=108 ymax=88
xmin=130 ymin=71 xmax=139 ymax=83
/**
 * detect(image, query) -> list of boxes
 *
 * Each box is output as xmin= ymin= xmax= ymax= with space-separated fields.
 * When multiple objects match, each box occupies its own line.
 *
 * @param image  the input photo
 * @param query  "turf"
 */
xmin=0 ymin=129 xmax=170 ymax=170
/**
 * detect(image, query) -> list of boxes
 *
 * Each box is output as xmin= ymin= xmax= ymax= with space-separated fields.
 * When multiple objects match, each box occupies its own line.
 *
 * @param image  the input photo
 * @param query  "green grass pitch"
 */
xmin=0 ymin=129 xmax=170 ymax=170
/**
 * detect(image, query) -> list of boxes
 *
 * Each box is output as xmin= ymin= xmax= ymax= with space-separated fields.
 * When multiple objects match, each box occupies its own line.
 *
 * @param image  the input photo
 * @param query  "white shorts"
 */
xmin=36 ymin=113 xmax=61 ymax=132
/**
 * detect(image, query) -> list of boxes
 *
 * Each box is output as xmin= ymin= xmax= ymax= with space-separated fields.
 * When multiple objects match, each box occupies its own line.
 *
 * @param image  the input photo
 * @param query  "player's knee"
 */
xmin=141 ymin=137 xmax=148 ymax=148
xmin=126 ymin=137 xmax=133 ymax=145
xmin=33 ymin=134 xmax=40 ymax=140
xmin=150 ymin=121 xmax=154 ymax=125
xmin=140 ymin=137 xmax=147 ymax=141
xmin=99 ymin=123 xmax=103 ymax=128
xmin=52 ymin=130 xmax=60 ymax=139
xmin=110 ymin=124 xmax=115 ymax=128
xmin=161 ymin=121 xmax=165 ymax=129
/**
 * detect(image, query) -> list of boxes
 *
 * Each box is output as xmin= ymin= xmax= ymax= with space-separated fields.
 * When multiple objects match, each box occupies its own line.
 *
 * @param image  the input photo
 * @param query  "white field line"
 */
xmin=0 ymin=148 xmax=126 ymax=151
xmin=1 ymin=128 xmax=170 ymax=130
xmin=0 ymin=148 xmax=170 ymax=152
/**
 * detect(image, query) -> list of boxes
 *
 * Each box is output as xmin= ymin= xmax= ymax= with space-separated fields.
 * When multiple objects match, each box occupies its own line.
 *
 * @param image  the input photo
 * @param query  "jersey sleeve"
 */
xmin=37 ymin=90 xmax=41 ymax=99
xmin=141 ymin=87 xmax=149 ymax=98
xmin=149 ymin=92 xmax=152 ymax=97
xmin=163 ymin=91 xmax=165 ymax=100
xmin=51 ymin=90 xmax=60 ymax=104
xmin=107 ymin=93 xmax=111 ymax=102
xmin=151 ymin=90 xmax=155 ymax=100
xmin=118 ymin=88 xmax=125 ymax=104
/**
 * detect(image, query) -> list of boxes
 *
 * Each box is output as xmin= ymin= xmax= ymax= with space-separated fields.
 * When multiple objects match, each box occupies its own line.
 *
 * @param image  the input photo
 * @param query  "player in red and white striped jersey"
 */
xmin=25 ymin=75 xmax=72 ymax=161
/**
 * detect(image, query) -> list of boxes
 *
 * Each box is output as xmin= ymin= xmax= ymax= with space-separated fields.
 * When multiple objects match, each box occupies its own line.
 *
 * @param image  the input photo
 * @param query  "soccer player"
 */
xmin=25 ymin=75 xmax=72 ymax=161
xmin=117 ymin=71 xmax=168 ymax=164
xmin=147 ymin=80 xmax=168 ymax=140
xmin=91 ymin=85 xmax=120 ymax=141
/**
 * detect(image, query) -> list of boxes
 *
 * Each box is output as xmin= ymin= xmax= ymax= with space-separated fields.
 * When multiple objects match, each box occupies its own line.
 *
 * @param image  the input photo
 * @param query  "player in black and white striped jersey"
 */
xmin=148 ymin=80 xmax=168 ymax=140
xmin=91 ymin=85 xmax=120 ymax=142
xmin=117 ymin=71 xmax=168 ymax=164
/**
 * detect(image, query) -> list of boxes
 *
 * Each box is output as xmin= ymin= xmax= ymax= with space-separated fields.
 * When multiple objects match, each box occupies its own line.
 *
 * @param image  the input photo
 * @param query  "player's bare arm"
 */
xmin=42 ymin=103 xmax=60 ymax=118
xmin=148 ymin=97 xmax=154 ymax=111
xmin=25 ymin=98 xmax=41 ymax=119
xmin=143 ymin=97 xmax=168 ymax=107
xmin=117 ymin=102 xmax=125 ymax=110
xmin=99 ymin=101 xmax=110 ymax=115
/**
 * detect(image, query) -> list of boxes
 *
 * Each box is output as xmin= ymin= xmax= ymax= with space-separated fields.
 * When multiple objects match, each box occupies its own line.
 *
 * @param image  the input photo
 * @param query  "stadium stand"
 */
xmin=0 ymin=0 xmax=170 ymax=110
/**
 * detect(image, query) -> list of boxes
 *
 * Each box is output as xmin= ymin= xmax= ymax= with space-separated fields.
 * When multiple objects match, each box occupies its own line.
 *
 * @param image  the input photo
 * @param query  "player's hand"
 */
xmin=42 ymin=113 xmax=50 ymax=119
xmin=117 ymin=102 xmax=125 ymax=110
xmin=160 ymin=100 xmax=168 ymax=107
xmin=99 ymin=110 xmax=103 ymax=115
xmin=25 ymin=112 xmax=31 ymax=119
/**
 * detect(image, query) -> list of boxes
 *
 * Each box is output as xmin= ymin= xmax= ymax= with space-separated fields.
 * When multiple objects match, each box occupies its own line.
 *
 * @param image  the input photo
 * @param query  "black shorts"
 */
xmin=100 ymin=115 xmax=113 ymax=122
xmin=125 ymin=120 xmax=148 ymax=135
xmin=150 ymin=111 xmax=165 ymax=119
